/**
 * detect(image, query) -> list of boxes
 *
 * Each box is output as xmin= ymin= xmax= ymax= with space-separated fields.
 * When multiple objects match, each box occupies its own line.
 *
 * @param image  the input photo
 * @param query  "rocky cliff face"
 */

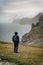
xmin=21 ymin=15 xmax=43 ymax=45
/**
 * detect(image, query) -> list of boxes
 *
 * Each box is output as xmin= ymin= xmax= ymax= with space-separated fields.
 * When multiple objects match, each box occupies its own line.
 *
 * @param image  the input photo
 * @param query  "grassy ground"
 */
xmin=0 ymin=42 xmax=43 ymax=65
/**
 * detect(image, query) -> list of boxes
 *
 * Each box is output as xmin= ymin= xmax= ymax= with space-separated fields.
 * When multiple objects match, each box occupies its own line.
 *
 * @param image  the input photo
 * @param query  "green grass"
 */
xmin=0 ymin=42 xmax=43 ymax=65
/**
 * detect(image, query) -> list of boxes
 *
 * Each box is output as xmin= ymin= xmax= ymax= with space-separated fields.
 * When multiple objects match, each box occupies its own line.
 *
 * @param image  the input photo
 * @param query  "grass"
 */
xmin=0 ymin=42 xmax=43 ymax=65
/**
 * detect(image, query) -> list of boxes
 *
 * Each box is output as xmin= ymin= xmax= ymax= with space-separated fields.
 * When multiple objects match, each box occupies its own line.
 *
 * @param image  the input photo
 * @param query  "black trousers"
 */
xmin=14 ymin=43 xmax=19 ymax=53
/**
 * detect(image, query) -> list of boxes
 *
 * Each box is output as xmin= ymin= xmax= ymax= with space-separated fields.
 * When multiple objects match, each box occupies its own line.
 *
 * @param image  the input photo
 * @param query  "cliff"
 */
xmin=21 ymin=15 xmax=43 ymax=45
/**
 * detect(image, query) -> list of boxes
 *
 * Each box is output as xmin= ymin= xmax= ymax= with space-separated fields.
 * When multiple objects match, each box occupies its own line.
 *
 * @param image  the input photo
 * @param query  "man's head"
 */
xmin=15 ymin=32 xmax=18 ymax=35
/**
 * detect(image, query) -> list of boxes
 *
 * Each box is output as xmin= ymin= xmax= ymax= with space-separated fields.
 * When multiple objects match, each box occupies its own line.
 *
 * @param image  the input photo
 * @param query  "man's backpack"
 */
xmin=12 ymin=35 xmax=19 ymax=42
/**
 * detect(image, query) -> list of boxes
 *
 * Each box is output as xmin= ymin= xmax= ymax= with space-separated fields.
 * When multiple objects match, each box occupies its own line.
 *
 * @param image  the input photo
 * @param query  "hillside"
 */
xmin=21 ymin=15 xmax=43 ymax=45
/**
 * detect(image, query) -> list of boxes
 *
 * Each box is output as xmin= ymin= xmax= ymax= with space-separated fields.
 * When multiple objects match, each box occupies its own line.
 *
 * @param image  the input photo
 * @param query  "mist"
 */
xmin=0 ymin=23 xmax=31 ymax=42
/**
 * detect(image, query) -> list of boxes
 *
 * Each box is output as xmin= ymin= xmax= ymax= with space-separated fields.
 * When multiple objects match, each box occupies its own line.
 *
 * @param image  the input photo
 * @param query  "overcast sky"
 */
xmin=0 ymin=0 xmax=43 ymax=42
xmin=0 ymin=0 xmax=43 ymax=23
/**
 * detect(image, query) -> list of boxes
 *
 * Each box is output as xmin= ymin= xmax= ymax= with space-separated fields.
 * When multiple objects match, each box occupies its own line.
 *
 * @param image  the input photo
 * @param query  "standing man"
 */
xmin=12 ymin=32 xmax=19 ymax=53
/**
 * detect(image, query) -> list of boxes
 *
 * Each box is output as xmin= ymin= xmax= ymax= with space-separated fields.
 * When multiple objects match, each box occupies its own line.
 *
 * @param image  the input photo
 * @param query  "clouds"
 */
xmin=0 ymin=0 xmax=43 ymax=23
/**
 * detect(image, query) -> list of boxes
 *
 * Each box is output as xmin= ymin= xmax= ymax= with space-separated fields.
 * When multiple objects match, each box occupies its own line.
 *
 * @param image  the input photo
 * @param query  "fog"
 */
xmin=0 ymin=0 xmax=43 ymax=42
xmin=0 ymin=23 xmax=31 ymax=42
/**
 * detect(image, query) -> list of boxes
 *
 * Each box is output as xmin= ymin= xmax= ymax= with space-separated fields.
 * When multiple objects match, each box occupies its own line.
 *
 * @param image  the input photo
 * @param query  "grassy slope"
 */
xmin=30 ymin=24 xmax=43 ymax=44
xmin=31 ymin=24 xmax=43 ymax=36
xmin=0 ymin=42 xmax=43 ymax=65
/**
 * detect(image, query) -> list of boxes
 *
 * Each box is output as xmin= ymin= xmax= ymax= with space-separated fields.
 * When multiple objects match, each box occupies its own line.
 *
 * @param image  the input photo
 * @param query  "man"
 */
xmin=12 ymin=32 xmax=19 ymax=53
